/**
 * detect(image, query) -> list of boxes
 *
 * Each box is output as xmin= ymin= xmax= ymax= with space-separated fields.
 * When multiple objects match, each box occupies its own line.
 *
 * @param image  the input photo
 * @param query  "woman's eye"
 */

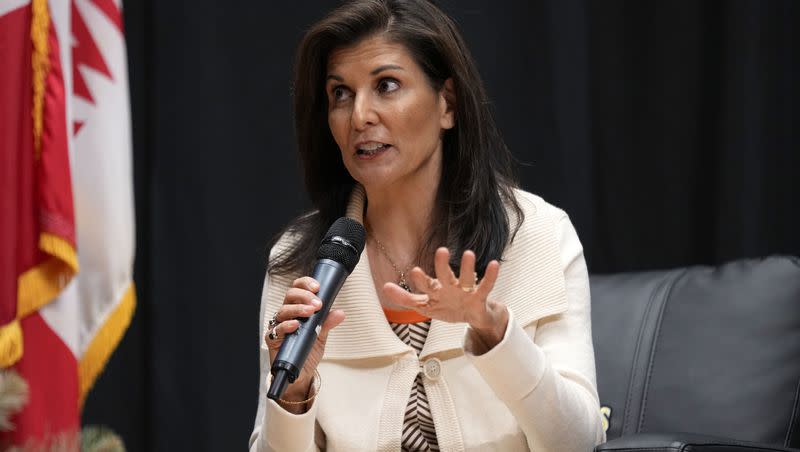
xmin=332 ymin=86 xmax=351 ymax=102
xmin=377 ymin=78 xmax=400 ymax=94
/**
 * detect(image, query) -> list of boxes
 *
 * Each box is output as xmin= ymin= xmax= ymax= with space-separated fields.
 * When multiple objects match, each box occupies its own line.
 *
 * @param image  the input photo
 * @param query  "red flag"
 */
xmin=1 ymin=0 xmax=135 ymax=446
xmin=1 ymin=0 xmax=80 ymax=446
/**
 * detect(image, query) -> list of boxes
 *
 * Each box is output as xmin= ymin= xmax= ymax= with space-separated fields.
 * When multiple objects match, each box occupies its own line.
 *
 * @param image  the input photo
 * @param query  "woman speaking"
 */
xmin=250 ymin=0 xmax=606 ymax=450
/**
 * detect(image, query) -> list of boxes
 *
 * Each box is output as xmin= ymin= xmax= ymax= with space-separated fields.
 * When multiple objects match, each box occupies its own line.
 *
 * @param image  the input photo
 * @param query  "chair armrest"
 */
xmin=594 ymin=433 xmax=798 ymax=452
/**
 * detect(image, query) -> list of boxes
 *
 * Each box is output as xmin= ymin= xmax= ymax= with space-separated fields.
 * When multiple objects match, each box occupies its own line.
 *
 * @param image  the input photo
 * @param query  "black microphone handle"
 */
xmin=267 ymin=258 xmax=348 ymax=401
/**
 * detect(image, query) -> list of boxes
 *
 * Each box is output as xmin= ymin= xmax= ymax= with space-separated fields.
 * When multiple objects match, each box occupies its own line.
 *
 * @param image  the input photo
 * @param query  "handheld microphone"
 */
xmin=267 ymin=217 xmax=366 ymax=401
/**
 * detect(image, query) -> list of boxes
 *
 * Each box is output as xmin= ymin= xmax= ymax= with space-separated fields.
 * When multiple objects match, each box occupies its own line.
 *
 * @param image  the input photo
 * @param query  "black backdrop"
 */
xmin=81 ymin=1 xmax=798 ymax=450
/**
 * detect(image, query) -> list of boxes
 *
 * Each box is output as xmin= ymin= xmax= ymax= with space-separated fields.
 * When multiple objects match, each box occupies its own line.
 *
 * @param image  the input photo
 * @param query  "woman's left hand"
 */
xmin=381 ymin=247 xmax=509 ymax=347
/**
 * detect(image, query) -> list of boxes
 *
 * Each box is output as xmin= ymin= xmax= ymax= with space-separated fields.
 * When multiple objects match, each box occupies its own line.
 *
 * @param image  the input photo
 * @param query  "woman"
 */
xmin=250 ymin=1 xmax=605 ymax=450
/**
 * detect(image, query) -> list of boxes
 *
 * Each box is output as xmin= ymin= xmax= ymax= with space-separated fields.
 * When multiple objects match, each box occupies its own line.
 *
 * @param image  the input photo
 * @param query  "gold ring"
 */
xmin=462 ymin=271 xmax=478 ymax=292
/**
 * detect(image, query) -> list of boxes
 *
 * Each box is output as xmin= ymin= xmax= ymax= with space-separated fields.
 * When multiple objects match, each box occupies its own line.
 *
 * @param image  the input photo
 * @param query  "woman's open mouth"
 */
xmin=355 ymin=142 xmax=392 ymax=158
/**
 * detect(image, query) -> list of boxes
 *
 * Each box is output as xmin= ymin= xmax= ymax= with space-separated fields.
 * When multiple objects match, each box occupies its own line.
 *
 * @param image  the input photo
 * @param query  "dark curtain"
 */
xmin=82 ymin=1 xmax=798 ymax=450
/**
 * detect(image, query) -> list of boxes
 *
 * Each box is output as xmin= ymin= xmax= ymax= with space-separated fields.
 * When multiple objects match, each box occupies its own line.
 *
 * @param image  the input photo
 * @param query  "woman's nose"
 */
xmin=351 ymin=93 xmax=379 ymax=130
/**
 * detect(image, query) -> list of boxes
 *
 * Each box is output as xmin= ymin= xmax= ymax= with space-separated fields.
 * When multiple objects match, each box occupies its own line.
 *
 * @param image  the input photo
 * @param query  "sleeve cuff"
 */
xmin=263 ymin=397 xmax=318 ymax=451
xmin=464 ymin=310 xmax=548 ymax=404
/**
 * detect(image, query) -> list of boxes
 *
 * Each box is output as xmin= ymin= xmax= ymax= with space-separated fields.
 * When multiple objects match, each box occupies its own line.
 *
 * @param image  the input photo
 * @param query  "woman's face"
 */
xmin=326 ymin=35 xmax=454 ymax=192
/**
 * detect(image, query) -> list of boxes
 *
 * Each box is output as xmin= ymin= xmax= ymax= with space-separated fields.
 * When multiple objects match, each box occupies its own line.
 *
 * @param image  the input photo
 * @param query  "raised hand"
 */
xmin=381 ymin=247 xmax=509 ymax=347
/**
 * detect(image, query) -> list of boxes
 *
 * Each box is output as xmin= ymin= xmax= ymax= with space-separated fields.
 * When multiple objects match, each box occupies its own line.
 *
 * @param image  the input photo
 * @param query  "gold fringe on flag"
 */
xmin=78 ymin=283 xmax=137 ymax=408
xmin=31 ymin=0 xmax=50 ymax=160
xmin=17 ymin=233 xmax=80 ymax=319
xmin=0 ymin=321 xmax=24 ymax=368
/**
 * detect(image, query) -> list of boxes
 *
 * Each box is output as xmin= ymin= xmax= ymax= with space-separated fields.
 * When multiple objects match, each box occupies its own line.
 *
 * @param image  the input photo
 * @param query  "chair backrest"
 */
xmin=590 ymin=256 xmax=800 ymax=448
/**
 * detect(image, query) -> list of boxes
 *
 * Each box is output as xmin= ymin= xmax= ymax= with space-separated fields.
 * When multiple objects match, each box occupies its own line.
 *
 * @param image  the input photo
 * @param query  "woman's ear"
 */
xmin=439 ymin=78 xmax=456 ymax=130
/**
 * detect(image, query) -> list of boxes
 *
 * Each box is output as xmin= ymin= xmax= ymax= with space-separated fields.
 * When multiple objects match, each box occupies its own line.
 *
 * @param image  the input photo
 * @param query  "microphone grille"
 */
xmin=318 ymin=217 xmax=366 ymax=273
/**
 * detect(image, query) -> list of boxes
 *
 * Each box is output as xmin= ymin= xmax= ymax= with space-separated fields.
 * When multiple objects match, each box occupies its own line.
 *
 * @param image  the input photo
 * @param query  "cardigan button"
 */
xmin=423 ymin=358 xmax=442 ymax=380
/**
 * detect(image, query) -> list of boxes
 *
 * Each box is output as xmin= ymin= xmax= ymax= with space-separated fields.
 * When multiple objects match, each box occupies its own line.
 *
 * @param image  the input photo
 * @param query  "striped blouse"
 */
xmin=385 ymin=308 xmax=440 ymax=452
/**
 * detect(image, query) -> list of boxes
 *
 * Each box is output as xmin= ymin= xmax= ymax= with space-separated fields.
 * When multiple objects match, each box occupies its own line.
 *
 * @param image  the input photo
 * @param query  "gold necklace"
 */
xmin=371 ymin=235 xmax=414 ymax=292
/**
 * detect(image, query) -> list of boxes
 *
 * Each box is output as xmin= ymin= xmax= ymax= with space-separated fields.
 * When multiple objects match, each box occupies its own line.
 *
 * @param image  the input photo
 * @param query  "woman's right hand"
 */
xmin=265 ymin=276 xmax=345 ymax=413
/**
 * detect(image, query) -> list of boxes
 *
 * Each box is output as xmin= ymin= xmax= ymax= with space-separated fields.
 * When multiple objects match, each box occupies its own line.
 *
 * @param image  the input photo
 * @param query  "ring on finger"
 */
xmin=463 ymin=271 xmax=479 ymax=292
xmin=268 ymin=328 xmax=280 ymax=341
xmin=268 ymin=313 xmax=279 ymax=330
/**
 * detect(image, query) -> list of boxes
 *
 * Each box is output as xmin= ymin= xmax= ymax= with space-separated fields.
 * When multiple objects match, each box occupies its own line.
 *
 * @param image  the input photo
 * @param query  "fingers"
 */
xmin=476 ymin=259 xmax=500 ymax=298
xmin=267 ymin=307 xmax=345 ymax=349
xmin=284 ymin=286 xmax=322 ymax=305
xmin=283 ymin=276 xmax=322 ymax=310
xmin=267 ymin=276 xmax=323 ymax=347
xmin=317 ymin=309 xmax=346 ymax=341
xmin=409 ymin=267 xmax=438 ymax=294
xmin=293 ymin=277 xmax=320 ymax=292
xmin=382 ymin=282 xmax=430 ymax=309
xmin=411 ymin=249 xmax=496 ymax=297
xmin=275 ymin=302 xmax=319 ymax=323
xmin=286 ymin=278 xmax=320 ymax=304
xmin=265 ymin=318 xmax=300 ymax=349
xmin=267 ymin=308 xmax=346 ymax=345
xmin=434 ymin=247 xmax=458 ymax=285
xmin=459 ymin=250 xmax=477 ymax=289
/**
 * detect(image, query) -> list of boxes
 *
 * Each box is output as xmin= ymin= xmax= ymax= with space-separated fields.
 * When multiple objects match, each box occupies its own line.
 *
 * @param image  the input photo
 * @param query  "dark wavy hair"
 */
xmin=268 ymin=0 xmax=523 ymax=277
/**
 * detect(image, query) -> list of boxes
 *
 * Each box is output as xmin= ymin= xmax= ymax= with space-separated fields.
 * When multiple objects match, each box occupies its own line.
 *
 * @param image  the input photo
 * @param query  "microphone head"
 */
xmin=318 ymin=217 xmax=366 ymax=273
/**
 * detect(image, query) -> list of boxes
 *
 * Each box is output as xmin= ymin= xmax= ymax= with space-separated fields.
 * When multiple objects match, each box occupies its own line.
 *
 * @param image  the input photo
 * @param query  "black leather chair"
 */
xmin=590 ymin=256 xmax=800 ymax=452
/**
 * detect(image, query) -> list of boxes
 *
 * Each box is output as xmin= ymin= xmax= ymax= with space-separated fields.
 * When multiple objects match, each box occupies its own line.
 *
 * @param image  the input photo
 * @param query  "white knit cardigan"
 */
xmin=250 ymin=187 xmax=606 ymax=451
